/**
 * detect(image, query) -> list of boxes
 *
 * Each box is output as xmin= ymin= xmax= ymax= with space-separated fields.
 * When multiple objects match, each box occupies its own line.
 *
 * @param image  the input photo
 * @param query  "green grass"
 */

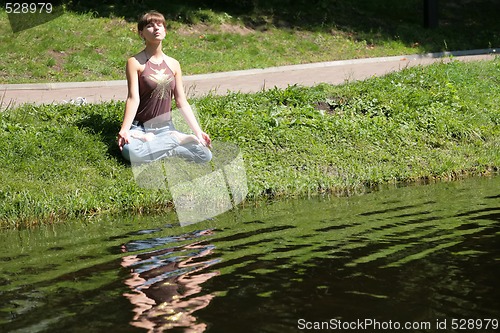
xmin=1 ymin=58 xmax=499 ymax=228
xmin=0 ymin=0 xmax=499 ymax=83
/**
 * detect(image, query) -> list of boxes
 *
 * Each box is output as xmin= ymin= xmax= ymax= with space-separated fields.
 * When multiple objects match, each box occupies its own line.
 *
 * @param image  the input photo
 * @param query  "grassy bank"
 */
xmin=1 ymin=58 xmax=499 ymax=229
xmin=0 ymin=0 xmax=499 ymax=83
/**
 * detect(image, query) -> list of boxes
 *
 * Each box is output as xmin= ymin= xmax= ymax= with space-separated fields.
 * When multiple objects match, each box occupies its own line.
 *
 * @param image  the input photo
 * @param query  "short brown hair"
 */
xmin=137 ymin=11 xmax=166 ymax=32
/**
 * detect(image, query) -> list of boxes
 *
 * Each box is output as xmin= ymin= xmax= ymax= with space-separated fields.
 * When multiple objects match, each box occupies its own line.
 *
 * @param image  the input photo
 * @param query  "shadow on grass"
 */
xmin=55 ymin=0 xmax=500 ymax=52
xmin=75 ymin=108 xmax=126 ymax=164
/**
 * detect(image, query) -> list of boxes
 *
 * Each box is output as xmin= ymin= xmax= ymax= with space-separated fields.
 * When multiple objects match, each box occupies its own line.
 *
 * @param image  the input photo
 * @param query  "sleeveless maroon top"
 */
xmin=135 ymin=58 xmax=176 ymax=124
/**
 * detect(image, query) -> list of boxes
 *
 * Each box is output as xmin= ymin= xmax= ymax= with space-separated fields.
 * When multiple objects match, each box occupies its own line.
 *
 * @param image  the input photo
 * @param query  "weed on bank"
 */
xmin=0 ymin=59 xmax=499 ymax=228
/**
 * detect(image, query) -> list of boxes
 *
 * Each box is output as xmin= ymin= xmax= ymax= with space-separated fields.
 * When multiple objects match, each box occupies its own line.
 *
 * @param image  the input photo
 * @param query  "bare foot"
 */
xmin=170 ymin=131 xmax=199 ymax=144
xmin=131 ymin=132 xmax=156 ymax=142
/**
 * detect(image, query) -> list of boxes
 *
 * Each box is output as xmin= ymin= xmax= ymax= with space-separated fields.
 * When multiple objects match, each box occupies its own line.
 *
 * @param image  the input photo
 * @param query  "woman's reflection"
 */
xmin=122 ymin=230 xmax=219 ymax=332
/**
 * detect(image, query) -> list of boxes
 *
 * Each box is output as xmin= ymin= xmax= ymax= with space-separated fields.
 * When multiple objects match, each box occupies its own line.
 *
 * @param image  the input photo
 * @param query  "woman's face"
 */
xmin=141 ymin=21 xmax=166 ymax=42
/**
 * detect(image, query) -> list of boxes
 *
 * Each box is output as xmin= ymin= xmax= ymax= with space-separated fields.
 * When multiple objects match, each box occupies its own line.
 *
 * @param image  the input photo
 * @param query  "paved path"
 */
xmin=0 ymin=49 xmax=496 ymax=109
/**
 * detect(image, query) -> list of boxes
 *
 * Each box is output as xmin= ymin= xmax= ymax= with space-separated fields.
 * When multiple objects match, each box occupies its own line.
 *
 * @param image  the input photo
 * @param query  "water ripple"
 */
xmin=0 ymin=176 xmax=499 ymax=332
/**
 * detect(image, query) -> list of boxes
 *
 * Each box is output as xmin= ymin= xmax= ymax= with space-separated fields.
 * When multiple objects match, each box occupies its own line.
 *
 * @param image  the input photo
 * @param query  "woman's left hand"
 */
xmin=198 ymin=132 xmax=212 ymax=149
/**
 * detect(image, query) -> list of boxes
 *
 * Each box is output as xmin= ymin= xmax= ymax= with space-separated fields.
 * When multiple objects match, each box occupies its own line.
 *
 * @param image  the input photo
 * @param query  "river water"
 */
xmin=1 ymin=176 xmax=499 ymax=332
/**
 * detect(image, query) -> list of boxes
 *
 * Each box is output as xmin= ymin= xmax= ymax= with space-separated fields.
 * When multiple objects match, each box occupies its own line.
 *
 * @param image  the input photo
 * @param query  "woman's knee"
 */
xmin=121 ymin=144 xmax=131 ymax=161
xmin=174 ymin=144 xmax=212 ymax=163
xmin=199 ymin=147 xmax=212 ymax=163
xmin=121 ymin=143 xmax=147 ymax=163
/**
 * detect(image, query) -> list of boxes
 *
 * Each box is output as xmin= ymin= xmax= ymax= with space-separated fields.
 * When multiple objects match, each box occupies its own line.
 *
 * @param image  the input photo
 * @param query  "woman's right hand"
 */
xmin=117 ymin=130 xmax=129 ymax=151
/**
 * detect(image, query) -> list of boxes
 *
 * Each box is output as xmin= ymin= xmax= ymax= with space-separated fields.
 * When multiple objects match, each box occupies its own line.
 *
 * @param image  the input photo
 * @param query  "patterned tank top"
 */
xmin=135 ymin=58 xmax=176 ymax=124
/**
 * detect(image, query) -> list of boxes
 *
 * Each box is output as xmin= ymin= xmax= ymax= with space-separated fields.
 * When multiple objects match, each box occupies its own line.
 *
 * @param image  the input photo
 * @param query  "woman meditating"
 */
xmin=117 ymin=10 xmax=212 ymax=164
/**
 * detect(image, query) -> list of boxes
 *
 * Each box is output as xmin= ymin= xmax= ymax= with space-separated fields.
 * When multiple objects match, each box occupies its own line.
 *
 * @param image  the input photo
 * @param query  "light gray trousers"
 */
xmin=121 ymin=121 xmax=212 ymax=164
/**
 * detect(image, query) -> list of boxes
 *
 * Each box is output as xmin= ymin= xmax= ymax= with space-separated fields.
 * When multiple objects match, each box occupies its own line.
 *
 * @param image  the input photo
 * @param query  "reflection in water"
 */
xmin=0 ymin=176 xmax=498 ymax=332
xmin=121 ymin=229 xmax=220 ymax=332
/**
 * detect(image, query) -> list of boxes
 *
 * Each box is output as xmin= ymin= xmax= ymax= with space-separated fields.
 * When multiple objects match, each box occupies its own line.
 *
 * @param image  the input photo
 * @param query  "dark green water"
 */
xmin=1 ymin=176 xmax=499 ymax=332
